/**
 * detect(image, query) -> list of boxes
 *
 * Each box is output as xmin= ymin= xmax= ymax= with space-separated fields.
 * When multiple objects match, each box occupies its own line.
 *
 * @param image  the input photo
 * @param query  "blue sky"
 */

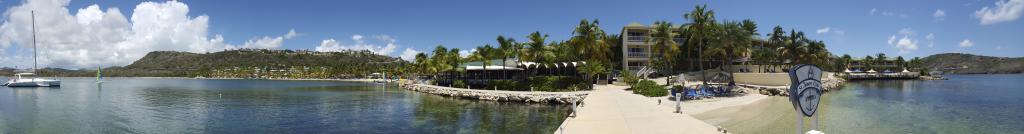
xmin=0 ymin=0 xmax=1022 ymax=68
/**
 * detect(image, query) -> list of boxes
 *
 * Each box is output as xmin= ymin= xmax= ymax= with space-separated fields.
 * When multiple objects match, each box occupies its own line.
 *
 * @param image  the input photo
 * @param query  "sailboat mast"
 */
xmin=31 ymin=11 xmax=37 ymax=74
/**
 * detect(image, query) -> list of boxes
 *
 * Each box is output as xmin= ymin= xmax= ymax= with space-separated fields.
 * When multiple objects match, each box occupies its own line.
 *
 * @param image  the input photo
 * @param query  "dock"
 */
xmin=554 ymin=85 xmax=721 ymax=134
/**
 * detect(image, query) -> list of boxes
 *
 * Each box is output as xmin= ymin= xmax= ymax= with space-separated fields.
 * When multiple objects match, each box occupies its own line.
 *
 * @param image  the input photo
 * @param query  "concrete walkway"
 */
xmin=554 ymin=85 xmax=721 ymax=134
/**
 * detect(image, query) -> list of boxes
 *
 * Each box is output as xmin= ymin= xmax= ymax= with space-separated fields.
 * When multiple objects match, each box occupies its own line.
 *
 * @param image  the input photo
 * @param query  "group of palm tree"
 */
xmin=409 ymin=4 xmax=864 ymax=88
xmin=408 ymin=19 xmax=619 ymax=87
xmin=835 ymin=53 xmax=926 ymax=73
xmin=643 ymin=4 xmax=835 ymax=85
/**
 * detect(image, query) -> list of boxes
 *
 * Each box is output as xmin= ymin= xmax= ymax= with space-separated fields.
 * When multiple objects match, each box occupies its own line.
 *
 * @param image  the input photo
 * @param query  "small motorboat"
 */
xmin=4 ymin=73 xmax=60 ymax=87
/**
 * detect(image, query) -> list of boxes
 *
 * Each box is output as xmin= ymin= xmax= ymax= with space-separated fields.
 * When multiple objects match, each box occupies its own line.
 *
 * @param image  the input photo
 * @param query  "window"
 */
xmin=627 ymin=48 xmax=646 ymax=58
xmin=627 ymin=32 xmax=646 ymax=42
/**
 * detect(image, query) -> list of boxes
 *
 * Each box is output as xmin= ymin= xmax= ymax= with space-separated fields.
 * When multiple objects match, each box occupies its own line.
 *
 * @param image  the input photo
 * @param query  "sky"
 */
xmin=0 ymin=0 xmax=1021 ymax=69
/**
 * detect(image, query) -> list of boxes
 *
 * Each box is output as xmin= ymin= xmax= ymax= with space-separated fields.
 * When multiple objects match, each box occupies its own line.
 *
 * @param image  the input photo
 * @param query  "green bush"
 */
xmin=632 ymin=80 xmax=667 ymax=97
xmin=453 ymin=80 xmax=467 ymax=88
xmin=621 ymin=71 xmax=639 ymax=86
xmin=487 ymin=80 xmax=521 ymax=91
xmin=527 ymin=76 xmax=587 ymax=92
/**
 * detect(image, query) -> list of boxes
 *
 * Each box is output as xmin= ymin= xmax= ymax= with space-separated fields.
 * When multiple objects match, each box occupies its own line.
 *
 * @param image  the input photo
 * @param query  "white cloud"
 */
xmin=459 ymin=49 xmax=476 ymax=58
xmin=898 ymin=28 xmax=915 ymax=36
xmin=959 ymin=39 xmax=974 ymax=48
xmin=934 ymin=10 xmax=946 ymax=21
xmin=816 ymin=27 xmax=844 ymax=35
xmin=888 ymin=28 xmax=919 ymax=54
xmin=974 ymin=0 xmax=1024 ymax=25
xmin=870 ymin=8 xmax=878 ymax=15
xmin=232 ymin=29 xmax=298 ymax=49
xmin=888 ymin=35 xmax=897 ymax=45
xmin=315 ymin=34 xmax=398 ymax=55
xmin=816 ymin=27 xmax=831 ymax=34
xmin=996 ymin=45 xmax=1003 ymax=50
xmin=925 ymin=33 xmax=935 ymax=47
xmin=894 ymin=36 xmax=918 ymax=54
xmin=0 ymin=0 xmax=235 ymax=69
xmin=399 ymin=48 xmax=421 ymax=61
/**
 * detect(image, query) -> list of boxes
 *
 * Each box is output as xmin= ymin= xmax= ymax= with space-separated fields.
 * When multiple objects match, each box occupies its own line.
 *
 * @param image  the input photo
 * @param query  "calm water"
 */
xmin=0 ymin=78 xmax=570 ymax=133
xmin=716 ymin=74 xmax=1024 ymax=133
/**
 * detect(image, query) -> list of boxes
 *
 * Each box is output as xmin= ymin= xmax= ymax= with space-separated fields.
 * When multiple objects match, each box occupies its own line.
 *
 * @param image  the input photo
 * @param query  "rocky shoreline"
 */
xmin=746 ymin=74 xmax=847 ymax=96
xmin=397 ymin=82 xmax=588 ymax=104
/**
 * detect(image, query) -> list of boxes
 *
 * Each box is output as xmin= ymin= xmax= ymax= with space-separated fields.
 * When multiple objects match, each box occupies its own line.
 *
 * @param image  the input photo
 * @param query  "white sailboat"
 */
xmin=4 ymin=11 xmax=60 ymax=87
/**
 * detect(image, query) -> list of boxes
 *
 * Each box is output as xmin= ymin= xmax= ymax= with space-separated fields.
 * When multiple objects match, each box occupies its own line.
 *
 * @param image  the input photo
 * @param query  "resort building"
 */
xmin=620 ymin=22 xmax=686 ymax=74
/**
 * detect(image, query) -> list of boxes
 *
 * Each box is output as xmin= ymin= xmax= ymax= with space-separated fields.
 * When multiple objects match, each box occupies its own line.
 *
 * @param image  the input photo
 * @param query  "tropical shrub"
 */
xmin=487 ymin=80 xmax=521 ymax=91
xmin=453 ymin=80 xmax=467 ymax=88
xmin=527 ymin=76 xmax=587 ymax=92
xmin=632 ymin=80 xmax=667 ymax=97
xmin=621 ymin=71 xmax=639 ymax=86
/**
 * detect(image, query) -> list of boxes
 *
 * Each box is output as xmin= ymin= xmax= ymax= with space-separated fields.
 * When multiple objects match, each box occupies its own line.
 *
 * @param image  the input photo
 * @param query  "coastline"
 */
xmin=397 ymin=81 xmax=588 ymax=104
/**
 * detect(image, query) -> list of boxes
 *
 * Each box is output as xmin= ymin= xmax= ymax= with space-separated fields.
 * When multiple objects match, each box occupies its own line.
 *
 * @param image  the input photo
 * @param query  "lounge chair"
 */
xmin=701 ymin=85 xmax=714 ymax=97
xmin=685 ymin=86 xmax=699 ymax=99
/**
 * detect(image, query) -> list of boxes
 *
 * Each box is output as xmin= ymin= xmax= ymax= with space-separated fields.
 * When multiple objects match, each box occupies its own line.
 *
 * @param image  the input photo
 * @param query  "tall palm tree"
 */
xmin=683 ymin=4 xmax=716 ymax=85
xmin=570 ymin=19 xmax=611 ymax=64
xmin=414 ymin=53 xmax=429 ymax=75
xmin=895 ymin=56 xmax=905 ymax=69
xmin=496 ymin=36 xmax=517 ymax=79
xmin=864 ymin=55 xmax=875 ymax=71
xmin=524 ymin=31 xmax=549 ymax=63
xmin=875 ymin=53 xmax=887 ymax=71
xmin=473 ymin=44 xmax=496 ymax=80
xmin=714 ymin=21 xmax=754 ymax=83
xmin=768 ymin=26 xmax=786 ymax=71
xmin=648 ymin=21 xmax=680 ymax=84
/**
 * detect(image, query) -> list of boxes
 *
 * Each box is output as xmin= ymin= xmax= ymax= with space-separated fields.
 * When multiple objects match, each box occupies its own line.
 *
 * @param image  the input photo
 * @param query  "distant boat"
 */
xmin=5 ymin=11 xmax=60 ymax=87
xmin=4 ymin=73 xmax=60 ymax=87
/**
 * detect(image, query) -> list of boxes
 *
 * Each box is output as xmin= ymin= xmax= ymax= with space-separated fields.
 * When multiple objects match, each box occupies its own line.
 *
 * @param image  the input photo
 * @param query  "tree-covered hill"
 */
xmin=3 ymin=49 xmax=406 ymax=77
xmin=921 ymin=53 xmax=1024 ymax=74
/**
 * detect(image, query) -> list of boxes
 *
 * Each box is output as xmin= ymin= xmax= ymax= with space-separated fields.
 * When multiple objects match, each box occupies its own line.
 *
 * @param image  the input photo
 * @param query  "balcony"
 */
xmin=627 ymin=36 xmax=646 ymax=42
xmin=627 ymin=52 xmax=648 ymax=58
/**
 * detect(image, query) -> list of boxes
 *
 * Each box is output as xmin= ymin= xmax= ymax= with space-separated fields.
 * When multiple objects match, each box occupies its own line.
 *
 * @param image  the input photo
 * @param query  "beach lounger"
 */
xmin=685 ymin=86 xmax=699 ymax=99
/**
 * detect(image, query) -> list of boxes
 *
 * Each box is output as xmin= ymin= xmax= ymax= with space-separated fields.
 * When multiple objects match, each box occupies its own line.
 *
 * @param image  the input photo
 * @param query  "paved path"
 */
xmin=554 ymin=85 xmax=721 ymax=134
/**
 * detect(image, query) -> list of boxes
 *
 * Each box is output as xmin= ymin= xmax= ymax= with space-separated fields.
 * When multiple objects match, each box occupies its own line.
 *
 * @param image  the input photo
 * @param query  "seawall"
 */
xmin=397 ymin=82 xmax=588 ymax=104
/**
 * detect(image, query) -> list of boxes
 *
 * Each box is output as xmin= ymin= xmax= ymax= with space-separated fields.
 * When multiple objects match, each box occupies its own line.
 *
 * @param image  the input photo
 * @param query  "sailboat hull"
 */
xmin=4 ymin=79 xmax=60 ymax=87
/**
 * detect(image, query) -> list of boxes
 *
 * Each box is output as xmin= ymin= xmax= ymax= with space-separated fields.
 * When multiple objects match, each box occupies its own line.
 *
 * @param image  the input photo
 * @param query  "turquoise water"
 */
xmin=714 ymin=74 xmax=1024 ymax=133
xmin=0 ymin=78 xmax=570 ymax=133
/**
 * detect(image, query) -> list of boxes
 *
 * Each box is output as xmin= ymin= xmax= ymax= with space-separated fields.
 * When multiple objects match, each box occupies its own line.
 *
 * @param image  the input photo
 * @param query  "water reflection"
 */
xmin=1 ymin=78 xmax=571 ymax=133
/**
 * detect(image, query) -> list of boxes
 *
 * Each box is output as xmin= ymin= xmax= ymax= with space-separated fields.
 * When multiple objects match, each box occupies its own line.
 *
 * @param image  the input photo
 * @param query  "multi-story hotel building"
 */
xmin=620 ymin=22 xmax=685 ymax=73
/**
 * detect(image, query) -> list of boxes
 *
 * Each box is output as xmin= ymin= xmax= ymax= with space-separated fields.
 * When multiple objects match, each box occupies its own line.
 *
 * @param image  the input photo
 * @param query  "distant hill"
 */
xmin=921 ymin=53 xmax=1024 ymax=74
xmin=2 ymin=49 xmax=406 ymax=77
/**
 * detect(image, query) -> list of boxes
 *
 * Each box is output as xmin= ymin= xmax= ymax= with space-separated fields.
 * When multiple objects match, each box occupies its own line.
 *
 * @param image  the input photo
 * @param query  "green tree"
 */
xmin=577 ymin=60 xmax=607 ymax=90
xmin=523 ymin=31 xmax=549 ymax=63
xmin=648 ymin=21 xmax=680 ymax=84
xmin=496 ymin=36 xmax=517 ymax=79
xmin=875 ymin=53 xmax=887 ymax=71
xmin=683 ymin=4 xmax=717 ymax=85
xmin=569 ymin=19 xmax=612 ymax=65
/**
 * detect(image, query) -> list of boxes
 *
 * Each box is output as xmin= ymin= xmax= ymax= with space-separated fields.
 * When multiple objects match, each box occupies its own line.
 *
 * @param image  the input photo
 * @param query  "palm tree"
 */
xmin=714 ymin=20 xmax=754 ymax=83
xmin=768 ymin=26 xmax=786 ymax=71
xmin=864 ymin=55 xmax=875 ymax=71
xmin=840 ymin=54 xmax=853 ymax=70
xmin=683 ymin=4 xmax=717 ymax=85
xmin=577 ymin=60 xmax=606 ymax=90
xmin=524 ymin=31 xmax=549 ymax=63
xmin=496 ymin=36 xmax=517 ymax=79
xmin=875 ymin=53 xmax=887 ymax=71
xmin=414 ymin=53 xmax=429 ymax=76
xmin=648 ymin=21 xmax=680 ymax=84
xmin=570 ymin=19 xmax=611 ymax=65
xmin=472 ymin=44 xmax=496 ymax=80
xmin=895 ymin=56 xmax=905 ymax=70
